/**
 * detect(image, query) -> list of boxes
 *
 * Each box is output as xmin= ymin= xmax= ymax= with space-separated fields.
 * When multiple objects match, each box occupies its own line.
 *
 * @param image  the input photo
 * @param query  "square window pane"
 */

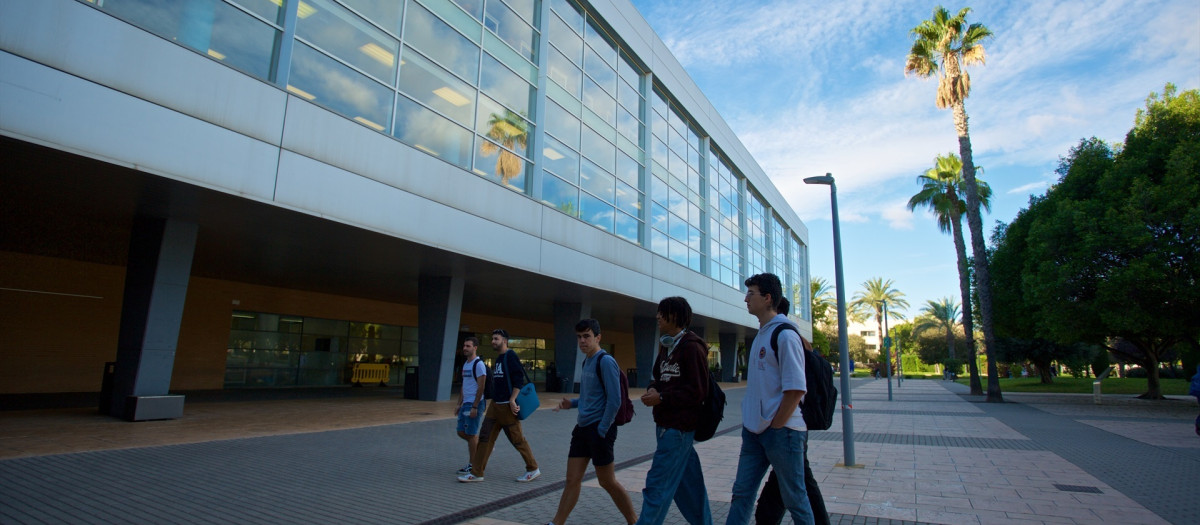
xmin=298 ymin=0 xmax=398 ymax=84
xmin=615 ymin=150 xmax=639 ymax=187
xmin=545 ymin=100 xmax=581 ymax=149
xmin=583 ymin=77 xmax=615 ymax=126
xmin=476 ymin=95 xmax=532 ymax=157
xmin=290 ymin=42 xmax=392 ymax=132
xmin=551 ymin=0 xmax=584 ymax=33
xmin=548 ymin=11 xmax=582 ymax=62
xmin=617 ymin=108 xmax=638 ymax=144
xmin=650 ymin=228 xmax=668 ymax=257
xmin=584 ymin=46 xmax=616 ymax=94
xmin=481 ymin=52 xmax=534 ymax=117
xmin=583 ymin=20 xmax=617 ymax=66
xmin=580 ymin=159 xmax=614 ymax=203
xmin=615 ymin=211 xmax=639 ymax=243
xmin=650 ymin=174 xmax=667 ymax=205
xmin=342 ymin=0 xmax=403 ymax=35
xmin=484 ymin=0 xmax=536 ymax=62
xmin=404 ymin=1 xmax=480 ymax=82
xmin=543 ymin=136 xmax=580 ymax=184
xmin=547 ymin=47 xmax=582 ymax=99
xmin=397 ymin=46 xmax=475 ymax=126
xmin=580 ymin=193 xmax=614 ymax=233
xmin=542 ymin=171 xmax=579 ymax=216
xmin=615 ymin=180 xmax=640 ymax=216
xmin=580 ymin=125 xmax=615 ymax=173
xmin=394 ymin=94 xmax=473 ymax=168
xmin=650 ymin=202 xmax=668 ymax=231
xmin=474 ymin=137 xmax=529 ymax=190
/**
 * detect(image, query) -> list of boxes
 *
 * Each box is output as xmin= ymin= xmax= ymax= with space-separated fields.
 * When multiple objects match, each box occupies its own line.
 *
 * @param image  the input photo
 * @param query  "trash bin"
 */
xmin=99 ymin=362 xmax=116 ymax=415
xmin=559 ymin=375 xmax=572 ymax=394
xmin=626 ymin=368 xmax=638 ymax=388
xmin=404 ymin=366 xmax=419 ymax=399
xmin=546 ymin=367 xmax=560 ymax=393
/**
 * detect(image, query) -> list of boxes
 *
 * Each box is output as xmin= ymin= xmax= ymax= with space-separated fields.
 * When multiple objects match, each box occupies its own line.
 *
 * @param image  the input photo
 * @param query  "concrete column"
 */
xmin=633 ymin=315 xmax=657 ymax=388
xmin=719 ymin=332 xmax=739 ymax=382
xmin=418 ymin=275 xmax=464 ymax=401
xmin=553 ymin=301 xmax=588 ymax=393
xmin=109 ymin=216 xmax=197 ymax=421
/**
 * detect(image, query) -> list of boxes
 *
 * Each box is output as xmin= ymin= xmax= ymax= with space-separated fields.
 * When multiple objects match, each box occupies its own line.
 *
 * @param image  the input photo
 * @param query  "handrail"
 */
xmin=1092 ymin=366 xmax=1115 ymax=404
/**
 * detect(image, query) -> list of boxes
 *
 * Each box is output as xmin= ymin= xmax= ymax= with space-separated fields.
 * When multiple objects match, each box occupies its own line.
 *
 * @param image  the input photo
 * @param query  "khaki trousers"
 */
xmin=471 ymin=401 xmax=538 ymax=476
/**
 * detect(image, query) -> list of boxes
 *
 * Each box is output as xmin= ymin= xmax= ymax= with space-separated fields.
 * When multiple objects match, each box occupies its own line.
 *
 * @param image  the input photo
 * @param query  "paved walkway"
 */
xmin=1 ymin=379 xmax=1197 ymax=524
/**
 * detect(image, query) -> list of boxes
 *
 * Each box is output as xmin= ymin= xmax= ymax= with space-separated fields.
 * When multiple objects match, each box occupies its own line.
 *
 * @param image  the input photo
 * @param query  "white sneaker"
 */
xmin=457 ymin=473 xmax=484 ymax=482
xmin=515 ymin=468 xmax=541 ymax=482
xmin=456 ymin=463 xmax=472 ymax=475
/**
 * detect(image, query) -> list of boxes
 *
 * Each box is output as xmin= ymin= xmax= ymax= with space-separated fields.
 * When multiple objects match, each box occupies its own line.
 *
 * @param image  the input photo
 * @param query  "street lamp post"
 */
xmin=804 ymin=173 xmax=857 ymax=468
xmin=883 ymin=300 xmax=893 ymax=401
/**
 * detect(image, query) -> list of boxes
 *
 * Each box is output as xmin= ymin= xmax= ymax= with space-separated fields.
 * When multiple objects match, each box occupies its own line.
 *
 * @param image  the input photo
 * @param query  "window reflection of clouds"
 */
xmin=298 ymin=0 xmax=398 ymax=84
xmin=450 ymin=0 xmax=485 ymax=21
xmin=543 ymin=136 xmax=580 ymax=184
xmin=545 ymin=101 xmax=580 ymax=149
xmin=550 ymin=0 xmax=583 ymax=33
xmin=405 ymin=2 xmax=480 ymax=83
xmin=481 ymin=53 xmax=534 ymax=118
xmin=584 ymin=47 xmax=616 ymax=94
xmin=97 ymin=0 xmax=276 ymax=82
xmin=541 ymin=172 xmax=578 ymax=215
xmin=548 ymin=48 xmax=582 ymax=98
xmin=290 ymin=43 xmax=391 ymax=131
xmin=581 ymin=193 xmax=615 ymax=233
xmin=397 ymin=46 xmax=475 ymax=126
xmin=580 ymin=126 xmax=614 ymax=173
xmin=548 ymin=11 xmax=582 ymax=62
xmin=394 ymin=94 xmax=474 ymax=169
xmin=580 ymin=159 xmax=614 ymax=203
xmin=615 ymin=211 xmax=638 ymax=243
xmin=338 ymin=0 xmax=403 ymax=35
xmin=485 ymin=0 xmax=536 ymax=62
xmin=583 ymin=77 xmax=615 ymax=126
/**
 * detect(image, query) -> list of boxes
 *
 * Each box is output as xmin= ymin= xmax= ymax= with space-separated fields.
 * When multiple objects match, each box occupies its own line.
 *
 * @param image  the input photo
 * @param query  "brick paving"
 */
xmin=1 ymin=378 xmax=1197 ymax=524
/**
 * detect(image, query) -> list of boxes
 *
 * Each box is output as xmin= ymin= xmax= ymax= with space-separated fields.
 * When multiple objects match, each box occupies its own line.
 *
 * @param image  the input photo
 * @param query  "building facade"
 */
xmin=0 ymin=0 xmax=811 ymax=418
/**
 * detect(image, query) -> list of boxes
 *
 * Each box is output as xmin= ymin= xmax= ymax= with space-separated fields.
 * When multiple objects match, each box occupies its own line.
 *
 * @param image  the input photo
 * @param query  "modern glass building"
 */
xmin=0 ymin=0 xmax=811 ymax=419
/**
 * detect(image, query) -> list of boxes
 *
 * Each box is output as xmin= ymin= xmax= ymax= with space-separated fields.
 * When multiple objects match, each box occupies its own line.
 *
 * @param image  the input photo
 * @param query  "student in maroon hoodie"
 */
xmin=635 ymin=296 xmax=713 ymax=525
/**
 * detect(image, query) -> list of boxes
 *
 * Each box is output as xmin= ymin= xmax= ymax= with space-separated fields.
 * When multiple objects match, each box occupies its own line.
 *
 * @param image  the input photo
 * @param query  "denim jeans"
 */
xmin=725 ymin=427 xmax=813 ymax=525
xmin=635 ymin=426 xmax=712 ymax=525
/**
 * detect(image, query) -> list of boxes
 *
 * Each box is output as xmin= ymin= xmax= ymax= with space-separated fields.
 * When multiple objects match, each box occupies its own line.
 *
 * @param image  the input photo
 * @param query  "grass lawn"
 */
xmin=953 ymin=376 xmax=1193 ymax=395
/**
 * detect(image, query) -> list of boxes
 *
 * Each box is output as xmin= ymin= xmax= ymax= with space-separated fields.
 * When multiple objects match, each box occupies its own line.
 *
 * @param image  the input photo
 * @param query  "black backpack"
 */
xmin=595 ymin=351 xmax=635 ymax=425
xmin=772 ymin=324 xmax=838 ymax=431
xmin=693 ymin=370 xmax=726 ymax=442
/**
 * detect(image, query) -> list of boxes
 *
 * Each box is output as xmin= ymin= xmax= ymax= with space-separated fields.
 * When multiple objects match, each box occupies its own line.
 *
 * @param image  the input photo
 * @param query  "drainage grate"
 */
xmin=1054 ymin=484 xmax=1103 ymax=494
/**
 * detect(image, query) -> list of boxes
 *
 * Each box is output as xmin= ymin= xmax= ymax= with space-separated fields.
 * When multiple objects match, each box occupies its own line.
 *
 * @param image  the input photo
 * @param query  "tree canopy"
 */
xmin=989 ymin=84 xmax=1200 ymax=398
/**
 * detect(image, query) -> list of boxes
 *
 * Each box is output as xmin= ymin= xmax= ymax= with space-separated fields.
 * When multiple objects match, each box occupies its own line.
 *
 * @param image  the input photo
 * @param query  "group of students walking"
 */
xmin=451 ymin=272 xmax=828 ymax=525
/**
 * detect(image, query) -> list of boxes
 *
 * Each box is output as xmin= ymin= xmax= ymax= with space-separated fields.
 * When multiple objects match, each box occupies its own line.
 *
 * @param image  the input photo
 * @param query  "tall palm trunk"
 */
xmin=952 ymin=100 xmax=1002 ymax=403
xmin=950 ymin=211 xmax=983 ymax=395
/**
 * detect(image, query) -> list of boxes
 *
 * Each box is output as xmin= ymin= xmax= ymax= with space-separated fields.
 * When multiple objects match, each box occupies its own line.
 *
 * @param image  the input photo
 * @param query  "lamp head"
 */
xmin=803 ymin=174 xmax=835 ymax=186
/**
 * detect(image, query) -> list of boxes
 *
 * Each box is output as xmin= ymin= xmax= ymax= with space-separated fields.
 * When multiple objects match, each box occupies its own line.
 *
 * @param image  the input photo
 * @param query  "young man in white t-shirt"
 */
xmin=454 ymin=336 xmax=488 ymax=476
xmin=725 ymin=273 xmax=815 ymax=525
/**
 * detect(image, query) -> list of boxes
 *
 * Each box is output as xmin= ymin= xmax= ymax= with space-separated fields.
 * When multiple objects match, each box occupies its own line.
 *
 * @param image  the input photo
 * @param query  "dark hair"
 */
xmin=745 ymin=273 xmax=783 ymax=310
xmin=657 ymin=296 xmax=692 ymax=328
xmin=491 ymin=328 xmax=509 ymax=340
xmin=779 ymin=297 xmax=791 ymax=316
xmin=575 ymin=318 xmax=602 ymax=336
xmin=464 ymin=336 xmax=479 ymax=347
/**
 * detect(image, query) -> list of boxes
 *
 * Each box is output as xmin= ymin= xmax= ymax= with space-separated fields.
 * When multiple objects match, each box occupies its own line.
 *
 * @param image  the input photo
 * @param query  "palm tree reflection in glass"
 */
xmin=480 ymin=110 xmax=529 ymax=186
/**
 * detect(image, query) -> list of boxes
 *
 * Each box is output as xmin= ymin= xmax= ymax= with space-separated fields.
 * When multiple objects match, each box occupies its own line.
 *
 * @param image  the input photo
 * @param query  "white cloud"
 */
xmin=1006 ymin=181 xmax=1048 ymax=195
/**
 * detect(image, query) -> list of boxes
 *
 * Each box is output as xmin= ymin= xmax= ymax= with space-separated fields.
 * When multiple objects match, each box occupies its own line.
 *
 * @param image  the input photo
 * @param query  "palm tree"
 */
xmin=906 ymin=6 xmax=1002 ymax=402
xmin=809 ymin=277 xmax=836 ymax=328
xmin=480 ymin=110 xmax=529 ymax=185
xmin=849 ymin=278 xmax=909 ymax=365
xmin=913 ymin=297 xmax=961 ymax=362
xmin=907 ymin=152 xmax=991 ymax=394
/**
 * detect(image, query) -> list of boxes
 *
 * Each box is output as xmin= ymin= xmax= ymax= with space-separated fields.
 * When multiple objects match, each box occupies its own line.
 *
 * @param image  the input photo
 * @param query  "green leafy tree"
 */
xmin=908 ymin=152 xmax=992 ymax=394
xmin=849 ymin=277 xmax=908 ymax=361
xmin=990 ymin=84 xmax=1200 ymax=399
xmin=906 ymin=6 xmax=1002 ymax=402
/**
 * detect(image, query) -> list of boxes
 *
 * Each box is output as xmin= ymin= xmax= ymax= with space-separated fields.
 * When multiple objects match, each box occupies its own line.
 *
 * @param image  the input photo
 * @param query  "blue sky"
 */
xmin=628 ymin=0 xmax=1200 ymax=319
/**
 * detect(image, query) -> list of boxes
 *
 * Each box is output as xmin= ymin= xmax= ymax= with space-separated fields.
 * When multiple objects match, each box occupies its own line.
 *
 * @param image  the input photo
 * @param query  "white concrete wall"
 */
xmin=0 ymin=0 xmax=798 ymax=331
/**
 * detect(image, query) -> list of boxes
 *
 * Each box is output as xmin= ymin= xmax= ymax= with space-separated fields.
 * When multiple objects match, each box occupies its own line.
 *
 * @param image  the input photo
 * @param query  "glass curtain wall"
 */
xmin=648 ymin=88 xmax=704 ymax=271
xmin=540 ymin=0 xmax=644 ymax=243
xmin=81 ymin=0 xmax=807 ymax=295
xmin=707 ymin=150 xmax=742 ymax=289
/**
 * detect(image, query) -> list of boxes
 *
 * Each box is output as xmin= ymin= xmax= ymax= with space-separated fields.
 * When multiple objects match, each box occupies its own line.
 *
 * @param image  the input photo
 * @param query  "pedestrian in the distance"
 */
xmin=457 ymin=329 xmax=541 ymax=483
xmin=454 ymin=337 xmax=487 ymax=476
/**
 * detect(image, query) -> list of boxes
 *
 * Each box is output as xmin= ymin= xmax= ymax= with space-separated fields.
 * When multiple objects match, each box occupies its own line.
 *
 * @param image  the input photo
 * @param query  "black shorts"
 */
xmin=568 ymin=422 xmax=617 ymax=466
